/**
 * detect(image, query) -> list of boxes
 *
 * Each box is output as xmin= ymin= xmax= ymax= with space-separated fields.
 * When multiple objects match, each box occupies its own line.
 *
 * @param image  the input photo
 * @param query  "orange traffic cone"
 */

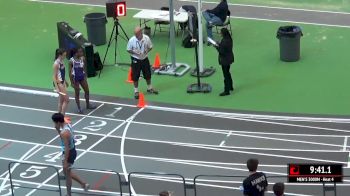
xmin=153 ymin=53 xmax=161 ymax=69
xmin=126 ymin=68 xmax=133 ymax=83
xmin=137 ymin=93 xmax=147 ymax=108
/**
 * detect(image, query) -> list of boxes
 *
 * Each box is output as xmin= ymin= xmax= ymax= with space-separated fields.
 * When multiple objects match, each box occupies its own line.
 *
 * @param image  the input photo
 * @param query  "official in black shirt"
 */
xmin=242 ymin=158 xmax=268 ymax=196
xmin=202 ymin=0 xmax=228 ymax=40
xmin=214 ymin=28 xmax=234 ymax=96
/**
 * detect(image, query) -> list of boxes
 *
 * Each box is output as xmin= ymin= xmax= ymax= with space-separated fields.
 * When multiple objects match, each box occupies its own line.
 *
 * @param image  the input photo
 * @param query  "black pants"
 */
xmin=131 ymin=57 xmax=152 ymax=82
xmin=221 ymin=65 xmax=233 ymax=92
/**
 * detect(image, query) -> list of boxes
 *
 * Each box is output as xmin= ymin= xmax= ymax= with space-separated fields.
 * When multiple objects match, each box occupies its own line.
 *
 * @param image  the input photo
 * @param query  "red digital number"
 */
xmin=115 ymin=1 xmax=126 ymax=17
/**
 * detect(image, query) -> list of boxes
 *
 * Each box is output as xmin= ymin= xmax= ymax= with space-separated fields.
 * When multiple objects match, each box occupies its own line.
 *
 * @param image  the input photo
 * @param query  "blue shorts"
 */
xmin=62 ymin=148 xmax=77 ymax=165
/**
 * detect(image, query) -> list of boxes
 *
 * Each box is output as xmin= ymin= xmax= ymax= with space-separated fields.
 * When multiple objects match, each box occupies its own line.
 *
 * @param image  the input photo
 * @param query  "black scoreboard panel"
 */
xmin=288 ymin=164 xmax=343 ymax=183
xmin=57 ymin=21 xmax=97 ymax=77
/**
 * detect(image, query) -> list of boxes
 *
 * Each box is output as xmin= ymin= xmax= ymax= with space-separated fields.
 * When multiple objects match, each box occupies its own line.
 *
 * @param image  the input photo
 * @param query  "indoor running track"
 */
xmin=0 ymin=85 xmax=350 ymax=196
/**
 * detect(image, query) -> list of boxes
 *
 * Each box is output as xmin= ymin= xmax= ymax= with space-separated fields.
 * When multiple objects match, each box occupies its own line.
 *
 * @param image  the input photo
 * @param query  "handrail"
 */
xmin=8 ymin=161 xmax=62 ymax=196
xmin=128 ymin=172 xmax=187 ymax=196
xmin=71 ymin=167 xmax=123 ymax=196
xmin=7 ymin=161 xmax=350 ymax=196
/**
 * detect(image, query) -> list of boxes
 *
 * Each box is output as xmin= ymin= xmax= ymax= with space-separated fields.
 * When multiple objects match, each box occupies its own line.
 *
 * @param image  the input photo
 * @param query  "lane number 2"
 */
xmin=82 ymin=120 xmax=107 ymax=132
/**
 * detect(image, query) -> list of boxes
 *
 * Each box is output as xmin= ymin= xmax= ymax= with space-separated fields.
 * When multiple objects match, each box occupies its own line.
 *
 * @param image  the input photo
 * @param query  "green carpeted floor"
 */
xmin=1 ymin=0 xmax=349 ymax=116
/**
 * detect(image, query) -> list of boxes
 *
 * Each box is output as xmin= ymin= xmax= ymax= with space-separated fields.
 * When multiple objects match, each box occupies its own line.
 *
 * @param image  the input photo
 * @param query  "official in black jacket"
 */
xmin=214 ymin=28 xmax=234 ymax=96
xmin=202 ymin=0 xmax=228 ymax=40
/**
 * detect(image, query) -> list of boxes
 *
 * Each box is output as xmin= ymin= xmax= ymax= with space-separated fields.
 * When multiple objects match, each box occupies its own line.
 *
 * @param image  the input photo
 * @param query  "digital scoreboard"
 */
xmin=106 ymin=0 xmax=126 ymax=18
xmin=288 ymin=164 xmax=343 ymax=183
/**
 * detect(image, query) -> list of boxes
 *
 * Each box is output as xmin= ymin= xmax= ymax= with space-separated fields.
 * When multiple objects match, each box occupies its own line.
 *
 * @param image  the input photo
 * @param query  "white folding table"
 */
xmin=133 ymin=9 xmax=188 ymax=27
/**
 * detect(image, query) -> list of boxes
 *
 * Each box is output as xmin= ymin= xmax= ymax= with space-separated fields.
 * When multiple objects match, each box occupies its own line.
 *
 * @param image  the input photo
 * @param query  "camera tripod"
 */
xmin=100 ymin=18 xmax=129 ymax=78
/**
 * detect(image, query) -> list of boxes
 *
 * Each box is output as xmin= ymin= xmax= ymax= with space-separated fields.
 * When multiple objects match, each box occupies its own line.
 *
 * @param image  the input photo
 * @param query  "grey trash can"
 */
xmin=277 ymin=26 xmax=303 ymax=62
xmin=84 ymin=13 xmax=107 ymax=46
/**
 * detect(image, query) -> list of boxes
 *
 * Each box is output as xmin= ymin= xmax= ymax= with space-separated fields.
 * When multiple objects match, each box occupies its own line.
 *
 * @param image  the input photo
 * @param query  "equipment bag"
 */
xmin=93 ymin=52 xmax=103 ymax=71
xmin=182 ymin=33 xmax=195 ymax=48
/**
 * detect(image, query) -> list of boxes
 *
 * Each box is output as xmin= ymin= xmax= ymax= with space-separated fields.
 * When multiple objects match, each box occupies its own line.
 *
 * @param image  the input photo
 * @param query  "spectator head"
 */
xmin=55 ymin=48 xmax=66 ymax=60
xmin=70 ymin=47 xmax=84 ymax=58
xmin=159 ymin=191 xmax=173 ymax=196
xmin=134 ymin=26 xmax=143 ymax=40
xmin=51 ymin=113 xmax=65 ymax=130
xmin=246 ymin=158 xmax=259 ymax=172
xmin=273 ymin=182 xmax=285 ymax=196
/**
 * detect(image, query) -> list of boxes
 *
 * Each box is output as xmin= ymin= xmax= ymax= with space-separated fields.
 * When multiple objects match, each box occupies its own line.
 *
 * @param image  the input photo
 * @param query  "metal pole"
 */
xmin=197 ymin=0 xmax=204 ymax=72
xmin=169 ymin=0 xmax=176 ymax=68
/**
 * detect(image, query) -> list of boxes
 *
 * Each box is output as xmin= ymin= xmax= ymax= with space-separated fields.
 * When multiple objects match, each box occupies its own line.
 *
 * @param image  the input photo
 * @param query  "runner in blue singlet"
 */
xmin=53 ymin=49 xmax=70 ymax=115
xmin=52 ymin=113 xmax=89 ymax=196
xmin=69 ymin=48 xmax=96 ymax=114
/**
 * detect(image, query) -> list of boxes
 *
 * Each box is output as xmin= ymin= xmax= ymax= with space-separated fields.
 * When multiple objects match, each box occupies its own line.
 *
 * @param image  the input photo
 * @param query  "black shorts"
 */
xmin=131 ymin=57 xmax=152 ymax=81
xmin=62 ymin=148 xmax=77 ymax=165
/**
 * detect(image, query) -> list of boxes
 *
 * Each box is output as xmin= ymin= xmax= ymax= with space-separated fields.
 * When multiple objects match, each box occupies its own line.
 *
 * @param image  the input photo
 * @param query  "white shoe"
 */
xmin=83 ymin=183 xmax=90 ymax=192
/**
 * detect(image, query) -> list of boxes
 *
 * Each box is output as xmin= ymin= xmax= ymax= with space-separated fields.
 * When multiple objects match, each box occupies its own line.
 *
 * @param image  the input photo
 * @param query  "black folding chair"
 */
xmin=153 ymin=7 xmax=170 ymax=37
xmin=215 ymin=10 xmax=232 ymax=35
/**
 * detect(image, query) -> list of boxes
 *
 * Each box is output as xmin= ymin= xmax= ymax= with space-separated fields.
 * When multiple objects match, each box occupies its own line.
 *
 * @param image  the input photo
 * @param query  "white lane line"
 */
xmin=148 ymin=105 xmax=350 ymax=123
xmin=0 ymin=119 xmax=348 ymax=153
xmin=0 ymin=103 xmax=124 ymax=123
xmin=175 ymin=143 xmax=348 ymax=164
xmin=0 ymin=136 xmax=350 ymax=162
xmin=178 ymin=0 xmax=350 ymax=15
xmin=0 ymin=119 xmax=107 ymax=137
xmin=28 ymin=0 xmax=142 ymax=10
xmin=25 ymin=107 xmax=144 ymax=196
xmin=28 ymin=0 xmax=350 ymax=30
xmin=0 ymin=138 xmax=61 ymax=150
xmin=3 ymin=154 xmax=350 ymax=186
xmin=90 ymin=150 xmax=349 ymax=173
xmin=220 ymin=131 xmax=232 ymax=146
xmin=117 ymin=136 xmax=347 ymax=152
xmin=0 ymin=156 xmax=121 ymax=174
xmin=120 ymin=108 xmax=145 ymax=196
xmin=345 ymin=136 xmax=350 ymax=167
xmin=223 ymin=116 xmax=350 ymax=134
xmin=0 ymin=116 xmax=347 ymax=153
xmin=216 ymin=131 xmax=345 ymax=148
xmin=3 ymin=102 xmax=350 ymax=137
xmin=343 ymin=136 xmax=348 ymax=151
xmin=132 ymin=121 xmax=350 ymax=137
xmin=2 ymin=105 xmax=350 ymax=140
xmin=0 ymin=86 xmax=136 ymax=108
xmin=3 ymin=137 xmax=348 ymax=171
xmin=0 ymin=177 xmax=122 ymax=195
xmin=2 ymin=84 xmax=350 ymax=123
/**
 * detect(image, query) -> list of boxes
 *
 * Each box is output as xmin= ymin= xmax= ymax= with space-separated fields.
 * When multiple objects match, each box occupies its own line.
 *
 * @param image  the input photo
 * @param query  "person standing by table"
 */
xmin=127 ymin=26 xmax=158 ymax=99
xmin=214 ymin=28 xmax=234 ymax=96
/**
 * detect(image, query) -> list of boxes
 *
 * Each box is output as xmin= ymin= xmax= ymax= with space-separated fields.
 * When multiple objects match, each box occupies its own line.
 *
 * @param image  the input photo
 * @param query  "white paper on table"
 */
xmin=207 ymin=37 xmax=218 ymax=46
